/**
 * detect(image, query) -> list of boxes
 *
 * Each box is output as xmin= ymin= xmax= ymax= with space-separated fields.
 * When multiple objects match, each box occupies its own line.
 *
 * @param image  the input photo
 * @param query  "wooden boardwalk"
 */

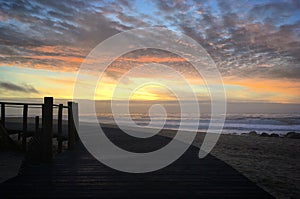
xmin=0 ymin=98 xmax=79 ymax=158
xmin=0 ymin=127 xmax=273 ymax=198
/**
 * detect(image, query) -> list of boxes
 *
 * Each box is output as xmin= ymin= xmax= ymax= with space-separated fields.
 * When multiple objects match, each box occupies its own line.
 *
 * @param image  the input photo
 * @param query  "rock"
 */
xmin=260 ymin=132 xmax=269 ymax=137
xmin=285 ymin=132 xmax=300 ymax=139
xmin=270 ymin=133 xmax=279 ymax=138
xmin=248 ymin=131 xmax=258 ymax=136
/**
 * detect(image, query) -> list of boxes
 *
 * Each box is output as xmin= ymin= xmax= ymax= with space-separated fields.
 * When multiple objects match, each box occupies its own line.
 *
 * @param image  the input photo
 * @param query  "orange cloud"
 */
xmin=30 ymin=46 xmax=85 ymax=55
xmin=118 ymin=56 xmax=186 ymax=63
xmin=224 ymin=76 xmax=300 ymax=103
xmin=25 ymin=55 xmax=84 ymax=64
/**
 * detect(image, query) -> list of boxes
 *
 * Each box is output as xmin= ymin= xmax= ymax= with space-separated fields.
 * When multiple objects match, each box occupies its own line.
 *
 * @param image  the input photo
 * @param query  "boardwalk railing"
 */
xmin=0 ymin=97 xmax=78 ymax=162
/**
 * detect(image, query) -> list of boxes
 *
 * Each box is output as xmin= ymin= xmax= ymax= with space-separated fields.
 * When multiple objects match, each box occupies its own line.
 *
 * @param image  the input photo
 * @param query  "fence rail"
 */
xmin=0 ymin=101 xmax=68 ymax=108
xmin=0 ymin=97 xmax=78 ymax=162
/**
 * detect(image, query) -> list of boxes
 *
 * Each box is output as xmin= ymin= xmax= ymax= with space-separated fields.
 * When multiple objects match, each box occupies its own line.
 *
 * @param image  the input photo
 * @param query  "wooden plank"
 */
xmin=22 ymin=104 xmax=28 ymax=150
xmin=0 ymin=127 xmax=273 ymax=198
xmin=41 ymin=97 xmax=53 ymax=162
xmin=57 ymin=104 xmax=63 ymax=153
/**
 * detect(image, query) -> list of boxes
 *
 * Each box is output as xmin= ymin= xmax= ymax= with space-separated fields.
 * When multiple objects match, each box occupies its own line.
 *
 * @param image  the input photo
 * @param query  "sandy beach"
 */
xmin=211 ymin=135 xmax=299 ymax=199
xmin=160 ymin=130 xmax=300 ymax=199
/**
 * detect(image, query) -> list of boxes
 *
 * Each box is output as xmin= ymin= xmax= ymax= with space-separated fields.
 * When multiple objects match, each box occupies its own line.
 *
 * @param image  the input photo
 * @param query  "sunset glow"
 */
xmin=0 ymin=0 xmax=299 ymax=104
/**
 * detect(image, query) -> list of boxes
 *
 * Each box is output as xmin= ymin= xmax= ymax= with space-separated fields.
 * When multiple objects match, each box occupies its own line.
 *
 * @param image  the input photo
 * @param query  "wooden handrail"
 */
xmin=0 ymin=102 xmax=68 ymax=109
xmin=0 ymin=97 xmax=78 ymax=162
xmin=0 ymin=102 xmax=43 ymax=106
xmin=53 ymin=104 xmax=69 ymax=108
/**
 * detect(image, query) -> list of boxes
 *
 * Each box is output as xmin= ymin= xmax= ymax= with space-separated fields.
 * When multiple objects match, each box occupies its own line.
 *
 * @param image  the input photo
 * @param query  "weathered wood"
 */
xmin=0 ymin=128 xmax=273 ymax=198
xmin=68 ymin=101 xmax=76 ymax=150
xmin=1 ymin=103 xmax=5 ymax=128
xmin=41 ymin=97 xmax=53 ymax=162
xmin=0 ymin=102 xmax=43 ymax=106
xmin=35 ymin=116 xmax=39 ymax=135
xmin=0 ymin=98 xmax=73 ymax=156
xmin=74 ymin=102 xmax=79 ymax=141
xmin=22 ymin=104 xmax=28 ymax=150
xmin=57 ymin=104 xmax=63 ymax=153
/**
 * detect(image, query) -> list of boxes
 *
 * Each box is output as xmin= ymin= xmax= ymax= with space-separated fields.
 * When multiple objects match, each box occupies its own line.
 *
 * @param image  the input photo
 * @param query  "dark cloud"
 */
xmin=0 ymin=81 xmax=39 ymax=93
xmin=117 ymin=0 xmax=134 ymax=8
xmin=0 ymin=0 xmax=128 ymax=70
xmin=248 ymin=2 xmax=298 ymax=24
xmin=0 ymin=0 xmax=299 ymax=80
xmin=171 ymin=0 xmax=300 ymax=79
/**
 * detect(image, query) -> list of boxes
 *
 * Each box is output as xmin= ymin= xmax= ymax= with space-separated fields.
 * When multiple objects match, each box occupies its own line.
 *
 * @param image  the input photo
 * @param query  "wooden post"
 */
xmin=34 ymin=115 xmax=41 ymax=155
xmin=57 ymin=104 xmax=63 ymax=153
xmin=35 ymin=116 xmax=39 ymax=137
xmin=74 ymin=102 xmax=79 ymax=141
xmin=22 ymin=104 xmax=28 ymax=150
xmin=1 ymin=103 xmax=5 ymax=128
xmin=68 ymin=102 xmax=75 ymax=150
xmin=41 ymin=97 xmax=53 ymax=162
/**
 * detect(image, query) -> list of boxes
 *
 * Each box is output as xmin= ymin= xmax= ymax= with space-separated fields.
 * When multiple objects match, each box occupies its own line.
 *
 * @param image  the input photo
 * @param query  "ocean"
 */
xmin=76 ymin=100 xmax=300 ymax=135
xmin=2 ymin=99 xmax=300 ymax=135
xmin=84 ymin=112 xmax=300 ymax=135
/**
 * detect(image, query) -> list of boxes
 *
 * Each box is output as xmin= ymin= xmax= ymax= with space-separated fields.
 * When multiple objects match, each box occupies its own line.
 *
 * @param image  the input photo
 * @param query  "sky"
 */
xmin=0 ymin=0 xmax=299 ymax=103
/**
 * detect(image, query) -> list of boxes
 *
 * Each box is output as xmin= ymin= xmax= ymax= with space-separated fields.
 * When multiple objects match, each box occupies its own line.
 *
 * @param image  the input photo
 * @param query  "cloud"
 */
xmin=0 ymin=0 xmax=299 ymax=81
xmin=248 ymin=2 xmax=298 ymax=24
xmin=0 ymin=81 xmax=39 ymax=93
xmin=172 ymin=1 xmax=300 ymax=80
